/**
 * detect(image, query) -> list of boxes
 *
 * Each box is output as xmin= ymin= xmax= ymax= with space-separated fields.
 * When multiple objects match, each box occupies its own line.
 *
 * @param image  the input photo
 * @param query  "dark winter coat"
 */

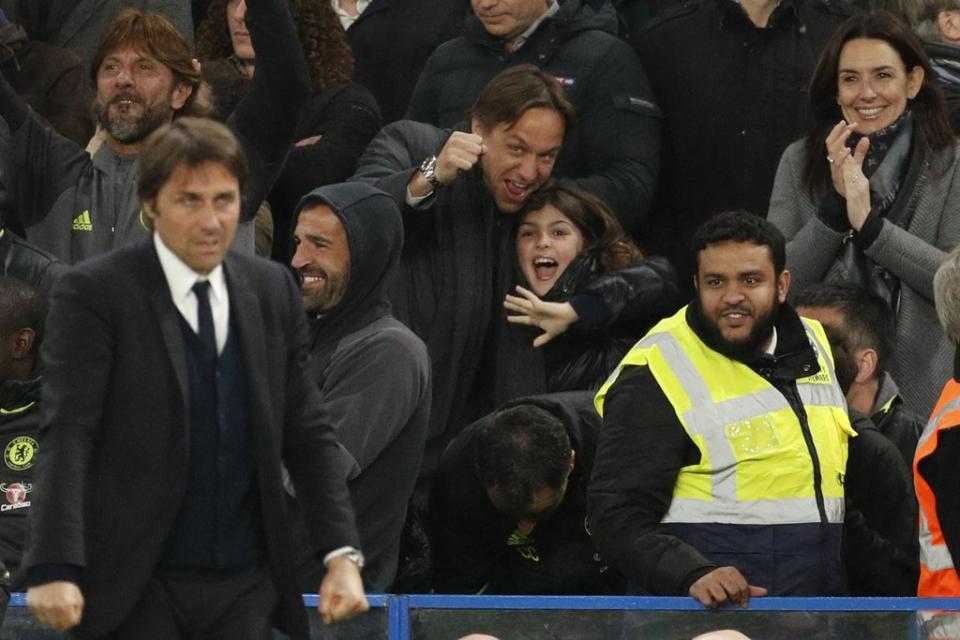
xmin=844 ymin=410 xmax=918 ymax=596
xmin=405 ymin=0 xmax=660 ymax=231
xmin=346 ymin=0 xmax=470 ymax=123
xmin=633 ymin=0 xmax=853 ymax=290
xmin=203 ymin=59 xmax=382 ymax=261
xmin=430 ymin=391 xmax=623 ymax=594
xmin=352 ymin=120 xmax=518 ymax=480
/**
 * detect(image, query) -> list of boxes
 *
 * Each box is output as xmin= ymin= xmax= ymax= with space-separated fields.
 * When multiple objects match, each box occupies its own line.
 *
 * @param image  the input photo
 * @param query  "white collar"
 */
xmin=763 ymin=327 xmax=778 ymax=356
xmin=153 ymin=233 xmax=228 ymax=307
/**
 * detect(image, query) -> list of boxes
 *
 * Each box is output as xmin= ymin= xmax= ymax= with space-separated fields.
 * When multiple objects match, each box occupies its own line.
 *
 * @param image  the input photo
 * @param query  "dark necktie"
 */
xmin=192 ymin=280 xmax=217 ymax=361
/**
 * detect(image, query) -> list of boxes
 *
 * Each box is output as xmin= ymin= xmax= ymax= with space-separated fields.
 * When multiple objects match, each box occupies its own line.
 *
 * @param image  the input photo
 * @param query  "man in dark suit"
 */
xmin=22 ymin=116 xmax=368 ymax=639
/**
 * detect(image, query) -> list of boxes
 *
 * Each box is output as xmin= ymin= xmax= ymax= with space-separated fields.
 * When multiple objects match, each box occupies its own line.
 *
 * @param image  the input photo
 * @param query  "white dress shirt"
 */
xmin=330 ymin=0 xmax=371 ymax=30
xmin=154 ymin=233 xmax=230 ymax=355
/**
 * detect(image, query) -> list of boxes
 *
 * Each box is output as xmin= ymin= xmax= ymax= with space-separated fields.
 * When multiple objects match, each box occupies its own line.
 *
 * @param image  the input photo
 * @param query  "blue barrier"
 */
xmin=6 ymin=594 xmax=960 ymax=639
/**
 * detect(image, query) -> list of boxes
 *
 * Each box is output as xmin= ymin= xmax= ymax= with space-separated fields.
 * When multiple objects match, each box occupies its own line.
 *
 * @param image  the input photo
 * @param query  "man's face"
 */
xmin=291 ymin=204 xmax=351 ymax=314
xmin=227 ymin=0 xmax=255 ymax=62
xmin=146 ymin=161 xmax=240 ymax=275
xmin=796 ymin=305 xmax=858 ymax=394
xmin=95 ymin=47 xmax=191 ymax=150
xmin=472 ymin=107 xmax=564 ymax=214
xmin=695 ymin=241 xmax=789 ymax=358
xmin=486 ymin=451 xmax=575 ymax=536
xmin=472 ymin=0 xmax=549 ymax=43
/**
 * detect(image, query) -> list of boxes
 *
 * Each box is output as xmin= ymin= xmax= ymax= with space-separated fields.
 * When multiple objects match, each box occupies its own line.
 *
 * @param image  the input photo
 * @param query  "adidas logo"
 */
xmin=72 ymin=210 xmax=92 ymax=232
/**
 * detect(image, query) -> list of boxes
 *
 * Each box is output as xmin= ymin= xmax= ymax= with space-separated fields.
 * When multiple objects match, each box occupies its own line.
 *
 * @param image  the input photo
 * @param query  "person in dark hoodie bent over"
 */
xmin=288 ymin=182 xmax=431 ymax=593
xmin=430 ymin=391 xmax=623 ymax=595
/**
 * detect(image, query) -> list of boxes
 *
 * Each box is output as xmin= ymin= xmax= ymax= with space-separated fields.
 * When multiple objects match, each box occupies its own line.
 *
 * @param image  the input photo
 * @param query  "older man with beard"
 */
xmin=588 ymin=211 xmax=855 ymax=606
xmin=0 ymin=0 xmax=306 ymax=264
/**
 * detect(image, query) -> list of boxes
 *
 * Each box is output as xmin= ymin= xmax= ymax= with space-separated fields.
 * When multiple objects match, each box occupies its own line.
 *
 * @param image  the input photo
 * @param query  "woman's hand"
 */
xmin=504 ymin=286 xmax=580 ymax=348
xmin=826 ymin=120 xmax=858 ymax=197
xmin=842 ymin=136 xmax=871 ymax=231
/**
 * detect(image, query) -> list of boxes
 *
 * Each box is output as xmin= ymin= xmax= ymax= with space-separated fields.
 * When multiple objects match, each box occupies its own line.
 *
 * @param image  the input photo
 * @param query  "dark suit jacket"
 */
xmin=22 ymin=239 xmax=360 ymax=639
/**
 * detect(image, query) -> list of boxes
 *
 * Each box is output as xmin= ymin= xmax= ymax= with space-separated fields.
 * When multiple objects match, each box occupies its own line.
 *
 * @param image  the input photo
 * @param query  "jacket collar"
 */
xmin=714 ymin=0 xmax=800 ymax=31
xmin=686 ymin=298 xmax=820 ymax=381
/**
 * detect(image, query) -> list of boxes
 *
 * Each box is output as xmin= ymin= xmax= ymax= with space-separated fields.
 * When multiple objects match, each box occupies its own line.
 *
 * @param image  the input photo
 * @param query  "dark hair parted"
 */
xmin=519 ymin=181 xmax=643 ymax=272
xmin=471 ymin=64 xmax=576 ymax=132
xmin=138 ymin=117 xmax=248 ymax=220
xmin=0 ymin=277 xmax=41 ymax=351
xmin=692 ymin=210 xmax=786 ymax=276
xmin=795 ymin=282 xmax=895 ymax=377
xmin=91 ymin=9 xmax=213 ymax=118
xmin=802 ymin=11 xmax=954 ymax=191
xmin=474 ymin=404 xmax=572 ymax=520
xmin=194 ymin=0 xmax=354 ymax=92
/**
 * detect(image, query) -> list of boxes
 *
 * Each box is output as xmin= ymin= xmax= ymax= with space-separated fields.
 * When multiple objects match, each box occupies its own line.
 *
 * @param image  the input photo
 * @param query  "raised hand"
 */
xmin=504 ymin=285 xmax=579 ymax=348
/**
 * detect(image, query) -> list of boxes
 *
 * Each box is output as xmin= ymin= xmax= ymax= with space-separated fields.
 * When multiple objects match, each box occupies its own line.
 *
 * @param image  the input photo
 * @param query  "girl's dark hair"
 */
xmin=802 ymin=11 xmax=954 ymax=191
xmin=195 ymin=0 xmax=354 ymax=92
xmin=518 ymin=181 xmax=643 ymax=272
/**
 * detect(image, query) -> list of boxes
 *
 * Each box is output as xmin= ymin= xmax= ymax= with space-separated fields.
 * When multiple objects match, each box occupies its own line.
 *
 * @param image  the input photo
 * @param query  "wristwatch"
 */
xmin=342 ymin=548 xmax=366 ymax=570
xmin=419 ymin=155 xmax=442 ymax=191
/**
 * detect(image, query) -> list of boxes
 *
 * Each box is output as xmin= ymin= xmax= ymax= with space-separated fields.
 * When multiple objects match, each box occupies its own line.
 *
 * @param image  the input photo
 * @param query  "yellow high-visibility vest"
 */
xmin=596 ymin=307 xmax=854 ymax=526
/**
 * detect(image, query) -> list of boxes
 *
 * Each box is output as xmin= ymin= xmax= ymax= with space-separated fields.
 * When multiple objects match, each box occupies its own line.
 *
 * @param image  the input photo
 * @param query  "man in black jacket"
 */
xmin=23 ymin=118 xmax=367 ymax=639
xmin=405 ymin=0 xmax=660 ymax=231
xmin=352 ymin=65 xmax=574 ymax=481
xmin=633 ymin=0 xmax=852 ymax=292
xmin=430 ymin=391 xmax=622 ymax=594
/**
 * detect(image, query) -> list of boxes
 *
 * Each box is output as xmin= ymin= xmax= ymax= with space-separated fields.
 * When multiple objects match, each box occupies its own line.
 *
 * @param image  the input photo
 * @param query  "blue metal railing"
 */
xmin=7 ymin=594 xmax=960 ymax=639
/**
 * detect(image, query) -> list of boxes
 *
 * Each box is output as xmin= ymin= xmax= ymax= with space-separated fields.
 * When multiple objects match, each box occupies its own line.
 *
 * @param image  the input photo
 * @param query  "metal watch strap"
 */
xmin=419 ymin=155 xmax=442 ymax=190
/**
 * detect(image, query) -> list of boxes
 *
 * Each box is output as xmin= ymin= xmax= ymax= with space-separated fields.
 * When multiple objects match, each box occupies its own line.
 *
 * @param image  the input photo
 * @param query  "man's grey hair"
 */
xmin=934 ymin=245 xmax=960 ymax=345
xmin=914 ymin=0 xmax=960 ymax=42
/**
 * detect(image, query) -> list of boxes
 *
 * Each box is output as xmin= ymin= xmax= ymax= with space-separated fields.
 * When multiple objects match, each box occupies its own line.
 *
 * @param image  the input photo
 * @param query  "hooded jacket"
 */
xmin=404 ymin=0 xmax=660 ymax=231
xmin=429 ymin=391 xmax=623 ymax=594
xmin=287 ymin=182 xmax=430 ymax=592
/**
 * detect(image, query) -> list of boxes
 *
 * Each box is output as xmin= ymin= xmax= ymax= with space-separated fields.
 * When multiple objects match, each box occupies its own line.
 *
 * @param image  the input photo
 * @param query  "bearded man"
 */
xmin=0 ymin=0 xmax=306 ymax=263
xmin=588 ymin=210 xmax=855 ymax=606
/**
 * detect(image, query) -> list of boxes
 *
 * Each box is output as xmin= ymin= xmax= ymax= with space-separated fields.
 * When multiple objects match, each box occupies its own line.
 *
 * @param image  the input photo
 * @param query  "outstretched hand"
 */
xmin=504 ymin=286 xmax=579 ymax=348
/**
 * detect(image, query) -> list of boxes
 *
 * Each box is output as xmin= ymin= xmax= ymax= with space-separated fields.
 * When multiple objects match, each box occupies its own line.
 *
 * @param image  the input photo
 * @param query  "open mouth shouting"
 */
xmin=532 ymin=256 xmax=558 ymax=282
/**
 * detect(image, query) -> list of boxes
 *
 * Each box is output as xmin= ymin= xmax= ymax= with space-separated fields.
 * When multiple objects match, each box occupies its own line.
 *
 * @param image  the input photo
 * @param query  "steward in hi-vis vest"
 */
xmin=588 ymin=211 xmax=855 ymax=608
xmin=916 ymin=379 xmax=960 ymax=598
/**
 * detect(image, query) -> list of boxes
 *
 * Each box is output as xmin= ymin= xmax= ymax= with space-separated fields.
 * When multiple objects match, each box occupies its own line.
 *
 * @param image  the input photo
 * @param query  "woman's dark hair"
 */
xmin=195 ymin=0 xmax=354 ymax=92
xmin=518 ymin=181 xmax=643 ymax=272
xmin=802 ymin=11 xmax=954 ymax=190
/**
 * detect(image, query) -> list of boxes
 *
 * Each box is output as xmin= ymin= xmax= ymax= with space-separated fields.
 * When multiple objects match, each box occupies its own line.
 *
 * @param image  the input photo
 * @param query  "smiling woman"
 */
xmin=768 ymin=10 xmax=960 ymax=416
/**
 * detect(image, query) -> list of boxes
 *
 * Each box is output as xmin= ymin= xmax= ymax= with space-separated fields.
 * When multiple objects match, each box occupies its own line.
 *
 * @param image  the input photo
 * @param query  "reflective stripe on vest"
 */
xmin=916 ymin=385 xmax=960 ymax=596
xmin=596 ymin=307 xmax=852 ymax=526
